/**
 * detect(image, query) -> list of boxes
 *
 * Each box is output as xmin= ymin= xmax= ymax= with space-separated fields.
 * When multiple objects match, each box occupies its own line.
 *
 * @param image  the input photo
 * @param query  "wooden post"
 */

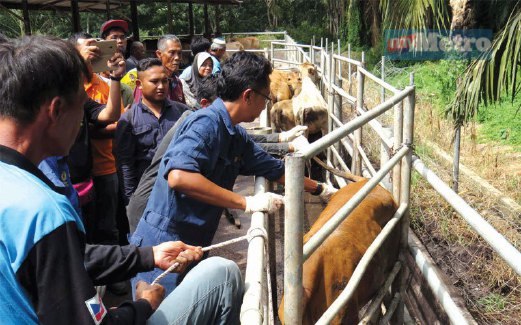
xmin=215 ymin=5 xmax=221 ymax=36
xmin=188 ymin=3 xmax=194 ymax=36
xmin=203 ymin=3 xmax=210 ymax=37
xmin=166 ymin=0 xmax=173 ymax=34
xmin=70 ymin=0 xmax=80 ymax=33
xmin=130 ymin=0 xmax=139 ymax=41
xmin=21 ymin=0 xmax=31 ymax=35
xmin=105 ymin=0 xmax=110 ymax=21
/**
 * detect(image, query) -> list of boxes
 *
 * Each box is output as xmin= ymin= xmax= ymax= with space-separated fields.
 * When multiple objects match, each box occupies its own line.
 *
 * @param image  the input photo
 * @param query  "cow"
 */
xmin=230 ymin=36 xmax=260 ymax=49
xmin=269 ymin=68 xmax=302 ymax=104
xmin=291 ymin=74 xmax=328 ymax=135
xmin=270 ymin=99 xmax=296 ymax=132
xmin=279 ymin=179 xmax=400 ymax=324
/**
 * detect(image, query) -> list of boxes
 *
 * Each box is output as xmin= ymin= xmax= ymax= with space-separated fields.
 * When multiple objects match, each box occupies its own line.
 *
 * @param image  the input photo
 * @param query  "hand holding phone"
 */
xmin=90 ymin=40 xmax=117 ymax=73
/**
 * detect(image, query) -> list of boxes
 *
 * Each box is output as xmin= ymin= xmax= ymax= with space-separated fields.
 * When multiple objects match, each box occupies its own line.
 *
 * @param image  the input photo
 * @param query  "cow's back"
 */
xmin=279 ymin=180 xmax=400 ymax=324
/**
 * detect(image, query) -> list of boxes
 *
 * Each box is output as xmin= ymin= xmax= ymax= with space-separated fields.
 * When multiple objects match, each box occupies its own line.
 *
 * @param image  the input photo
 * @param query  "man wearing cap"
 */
xmin=209 ymin=37 xmax=226 ymax=74
xmin=100 ymin=19 xmax=129 ymax=55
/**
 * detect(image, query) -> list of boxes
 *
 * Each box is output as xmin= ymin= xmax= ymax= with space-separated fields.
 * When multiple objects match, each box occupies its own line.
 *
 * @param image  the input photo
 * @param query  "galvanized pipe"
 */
xmin=300 ymin=87 xmax=414 ymax=160
xmin=240 ymin=177 xmax=269 ymax=324
xmin=352 ymin=53 xmax=365 ymax=175
xmin=331 ymin=83 xmax=357 ymax=103
xmin=359 ymin=262 xmax=402 ymax=324
xmin=392 ymin=101 xmax=403 ymax=203
xmin=357 ymin=65 xmax=400 ymax=94
xmin=396 ymin=79 xmax=415 ymax=324
xmin=303 ymin=146 xmax=409 ymax=260
xmin=378 ymin=293 xmax=401 ymax=325
xmin=380 ymin=126 xmax=393 ymax=191
xmin=408 ymin=232 xmax=476 ymax=325
xmin=412 ymin=157 xmax=521 ymax=276
xmin=283 ymin=154 xmax=306 ymax=324
xmin=314 ymin=203 xmax=408 ymax=325
xmin=381 ymin=56 xmax=386 ymax=102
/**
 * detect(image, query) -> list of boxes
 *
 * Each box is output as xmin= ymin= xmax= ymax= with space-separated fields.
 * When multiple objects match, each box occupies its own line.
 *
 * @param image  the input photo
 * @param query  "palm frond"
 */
xmin=380 ymin=0 xmax=450 ymax=31
xmin=447 ymin=6 xmax=521 ymax=126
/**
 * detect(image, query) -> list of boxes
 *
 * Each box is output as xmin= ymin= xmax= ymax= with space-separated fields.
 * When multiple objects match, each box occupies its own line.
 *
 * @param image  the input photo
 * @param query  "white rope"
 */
xmin=151 ymin=227 xmax=268 ymax=286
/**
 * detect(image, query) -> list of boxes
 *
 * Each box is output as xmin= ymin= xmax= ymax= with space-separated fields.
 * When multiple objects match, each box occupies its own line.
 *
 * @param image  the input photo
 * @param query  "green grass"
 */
xmin=477 ymin=293 xmax=508 ymax=313
xmin=476 ymin=96 xmax=521 ymax=148
xmin=385 ymin=60 xmax=521 ymax=149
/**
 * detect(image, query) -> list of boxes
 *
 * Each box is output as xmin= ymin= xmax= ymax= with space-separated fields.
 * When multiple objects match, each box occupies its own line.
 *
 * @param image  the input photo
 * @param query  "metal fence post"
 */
xmin=352 ymin=52 xmax=365 ymax=175
xmin=311 ymin=36 xmax=315 ymax=65
xmin=381 ymin=56 xmax=386 ymax=103
xmin=327 ymin=43 xmax=335 ymax=182
xmin=348 ymin=43 xmax=352 ymax=95
xmin=396 ymin=74 xmax=415 ymax=324
xmin=393 ymin=101 xmax=403 ymax=203
xmin=380 ymin=126 xmax=393 ymax=191
xmin=284 ymin=154 xmax=305 ymax=325
xmin=270 ymin=42 xmax=274 ymax=66
xmin=453 ymin=125 xmax=461 ymax=193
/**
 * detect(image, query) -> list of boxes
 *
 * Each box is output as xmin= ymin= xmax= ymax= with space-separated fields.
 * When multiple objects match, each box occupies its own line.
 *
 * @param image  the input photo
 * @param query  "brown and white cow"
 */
xmin=230 ymin=36 xmax=260 ymax=49
xmin=279 ymin=180 xmax=400 ymax=324
xmin=269 ymin=68 xmax=302 ymax=104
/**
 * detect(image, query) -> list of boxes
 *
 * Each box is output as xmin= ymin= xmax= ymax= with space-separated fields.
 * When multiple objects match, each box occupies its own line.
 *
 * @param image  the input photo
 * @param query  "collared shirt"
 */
xmin=129 ymin=98 xmax=284 ymax=293
xmin=133 ymin=75 xmax=185 ymax=104
xmin=114 ymin=99 xmax=189 ymax=202
xmin=131 ymin=98 xmax=284 ymax=249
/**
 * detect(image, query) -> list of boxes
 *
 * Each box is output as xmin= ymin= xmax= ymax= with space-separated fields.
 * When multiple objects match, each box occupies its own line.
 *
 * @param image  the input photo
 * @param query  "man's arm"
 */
xmin=96 ymin=53 xmax=126 ymax=124
xmin=168 ymin=169 xmax=246 ymax=210
xmin=16 ymin=222 xmax=154 ymax=325
xmin=114 ymin=116 xmax=138 ymax=203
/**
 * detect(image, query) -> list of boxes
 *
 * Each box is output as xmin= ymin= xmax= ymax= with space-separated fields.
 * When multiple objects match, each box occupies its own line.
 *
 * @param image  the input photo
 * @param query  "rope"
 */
xmin=151 ymin=227 xmax=268 ymax=286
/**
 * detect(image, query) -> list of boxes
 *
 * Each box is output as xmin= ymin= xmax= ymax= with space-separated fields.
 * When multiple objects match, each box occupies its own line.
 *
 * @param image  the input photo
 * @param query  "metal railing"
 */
xmin=241 ymin=32 xmax=521 ymax=325
xmin=269 ymin=37 xmax=416 ymax=324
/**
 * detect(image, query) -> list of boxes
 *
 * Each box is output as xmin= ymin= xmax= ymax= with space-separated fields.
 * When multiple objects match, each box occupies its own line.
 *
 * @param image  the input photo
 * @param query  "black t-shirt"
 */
xmin=68 ymin=99 xmax=104 ymax=183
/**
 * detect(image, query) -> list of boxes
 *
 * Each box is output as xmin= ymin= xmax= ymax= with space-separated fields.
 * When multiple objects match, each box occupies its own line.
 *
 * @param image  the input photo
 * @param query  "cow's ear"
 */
xmin=309 ymin=68 xmax=315 ymax=76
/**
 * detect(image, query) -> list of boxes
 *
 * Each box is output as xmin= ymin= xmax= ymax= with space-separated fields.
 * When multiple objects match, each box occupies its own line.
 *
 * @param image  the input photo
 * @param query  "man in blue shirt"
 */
xmin=0 ymin=35 xmax=243 ymax=325
xmin=130 ymin=51 xmax=337 ymax=294
xmin=115 ymin=58 xmax=189 ymax=203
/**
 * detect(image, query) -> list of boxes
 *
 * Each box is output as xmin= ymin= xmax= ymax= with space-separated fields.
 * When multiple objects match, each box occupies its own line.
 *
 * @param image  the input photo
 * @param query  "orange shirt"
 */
xmin=84 ymin=74 xmax=123 ymax=176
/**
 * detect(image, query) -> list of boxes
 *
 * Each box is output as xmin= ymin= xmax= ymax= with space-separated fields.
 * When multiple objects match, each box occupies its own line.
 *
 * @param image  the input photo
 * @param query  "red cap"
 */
xmin=100 ymin=19 xmax=128 ymax=38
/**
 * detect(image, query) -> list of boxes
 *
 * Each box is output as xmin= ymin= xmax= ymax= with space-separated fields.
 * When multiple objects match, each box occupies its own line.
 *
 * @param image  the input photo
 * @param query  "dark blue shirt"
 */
xmin=130 ymin=98 xmax=284 ymax=293
xmin=38 ymin=156 xmax=81 ymax=217
xmin=114 ymin=99 xmax=189 ymax=202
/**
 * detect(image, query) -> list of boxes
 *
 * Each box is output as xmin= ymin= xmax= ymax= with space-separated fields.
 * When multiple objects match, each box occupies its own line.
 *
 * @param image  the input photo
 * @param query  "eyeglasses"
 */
xmin=251 ymin=88 xmax=272 ymax=105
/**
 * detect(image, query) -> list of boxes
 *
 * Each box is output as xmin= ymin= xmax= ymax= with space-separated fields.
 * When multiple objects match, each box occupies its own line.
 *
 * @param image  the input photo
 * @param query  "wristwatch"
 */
xmin=312 ymin=182 xmax=323 ymax=196
xmin=109 ymin=75 xmax=122 ymax=81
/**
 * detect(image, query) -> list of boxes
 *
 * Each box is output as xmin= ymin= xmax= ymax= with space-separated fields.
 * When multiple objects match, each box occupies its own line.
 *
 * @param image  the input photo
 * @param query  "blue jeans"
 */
xmin=147 ymin=257 xmax=243 ymax=325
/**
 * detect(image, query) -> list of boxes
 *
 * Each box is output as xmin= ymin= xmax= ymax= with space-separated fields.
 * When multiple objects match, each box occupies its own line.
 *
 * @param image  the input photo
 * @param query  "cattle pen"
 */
xmin=225 ymin=32 xmax=521 ymax=325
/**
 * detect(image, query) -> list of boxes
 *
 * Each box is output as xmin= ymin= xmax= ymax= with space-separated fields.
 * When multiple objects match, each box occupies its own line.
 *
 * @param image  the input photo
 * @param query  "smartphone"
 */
xmin=90 ymin=40 xmax=117 ymax=73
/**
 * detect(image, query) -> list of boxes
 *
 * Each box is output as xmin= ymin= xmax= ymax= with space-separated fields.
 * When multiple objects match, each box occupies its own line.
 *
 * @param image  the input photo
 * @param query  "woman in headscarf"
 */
xmin=180 ymin=52 xmax=213 ymax=109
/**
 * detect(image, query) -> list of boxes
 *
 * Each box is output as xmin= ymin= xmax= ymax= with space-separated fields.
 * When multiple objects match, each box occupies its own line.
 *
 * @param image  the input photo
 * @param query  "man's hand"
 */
xmin=244 ymin=192 xmax=284 ymax=214
xmin=135 ymin=281 xmax=165 ymax=311
xmin=77 ymin=38 xmax=100 ymax=62
xmin=152 ymin=241 xmax=203 ymax=273
xmin=279 ymin=125 xmax=308 ymax=142
xmin=289 ymin=135 xmax=310 ymax=153
xmin=319 ymin=183 xmax=338 ymax=201
xmin=108 ymin=52 xmax=126 ymax=78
